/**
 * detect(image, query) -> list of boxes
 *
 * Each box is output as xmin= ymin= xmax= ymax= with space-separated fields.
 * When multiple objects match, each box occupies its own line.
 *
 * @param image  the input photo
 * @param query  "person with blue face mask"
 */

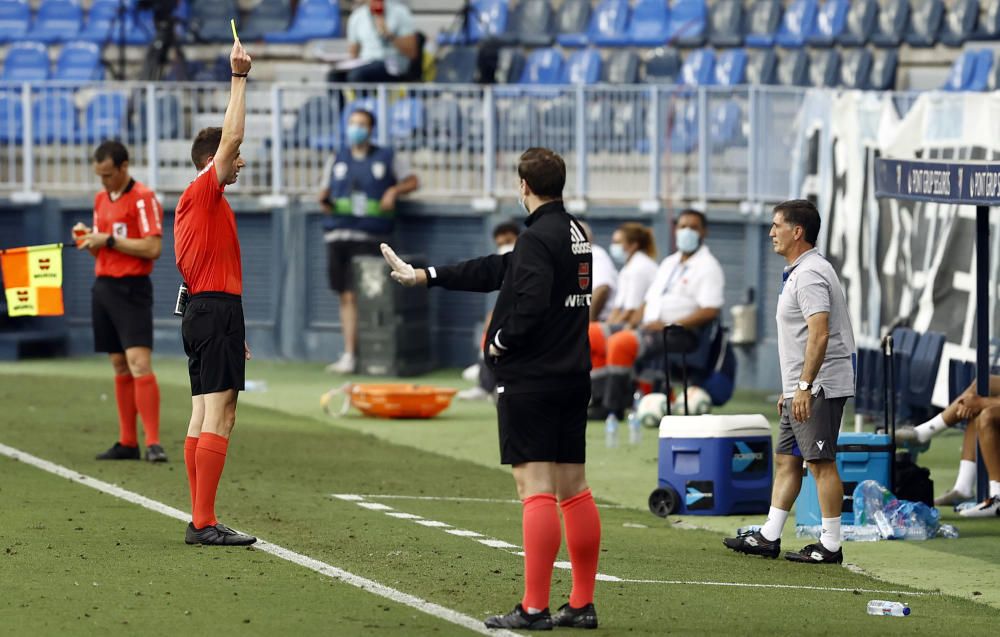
xmin=319 ymin=109 xmax=420 ymax=374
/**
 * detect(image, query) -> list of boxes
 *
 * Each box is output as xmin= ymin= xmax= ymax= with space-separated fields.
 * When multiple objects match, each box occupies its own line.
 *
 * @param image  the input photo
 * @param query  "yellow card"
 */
xmin=231 ymin=18 xmax=238 ymax=41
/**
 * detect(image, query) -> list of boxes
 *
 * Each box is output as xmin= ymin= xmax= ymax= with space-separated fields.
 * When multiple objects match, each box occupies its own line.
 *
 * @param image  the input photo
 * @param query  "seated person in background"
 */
xmin=602 ymin=222 xmax=658 ymax=328
xmin=578 ymin=221 xmax=617 ymax=323
xmin=951 ymin=388 xmax=1000 ymax=518
xmin=589 ymin=209 xmax=724 ymax=419
xmin=345 ymin=0 xmax=419 ymax=83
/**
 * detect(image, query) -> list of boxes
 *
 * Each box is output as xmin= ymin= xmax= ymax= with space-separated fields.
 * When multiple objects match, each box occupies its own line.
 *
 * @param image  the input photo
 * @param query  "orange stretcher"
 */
xmin=321 ymin=383 xmax=458 ymax=419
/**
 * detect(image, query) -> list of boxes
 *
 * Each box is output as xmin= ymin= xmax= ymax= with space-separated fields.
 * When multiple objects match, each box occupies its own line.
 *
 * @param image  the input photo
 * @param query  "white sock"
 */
xmin=914 ymin=414 xmax=948 ymax=443
xmin=991 ymin=481 xmax=1000 ymax=498
xmin=760 ymin=506 xmax=789 ymax=542
xmin=954 ymin=459 xmax=977 ymax=495
xmin=820 ymin=516 xmax=842 ymax=552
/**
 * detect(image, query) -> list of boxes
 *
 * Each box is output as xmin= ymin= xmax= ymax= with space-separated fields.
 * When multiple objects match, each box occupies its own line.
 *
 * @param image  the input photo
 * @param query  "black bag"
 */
xmin=893 ymin=452 xmax=934 ymax=507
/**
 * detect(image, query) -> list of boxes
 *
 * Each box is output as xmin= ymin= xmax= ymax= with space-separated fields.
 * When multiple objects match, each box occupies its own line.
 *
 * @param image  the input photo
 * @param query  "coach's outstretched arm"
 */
xmin=214 ymin=38 xmax=252 ymax=186
xmin=382 ymin=243 xmax=509 ymax=292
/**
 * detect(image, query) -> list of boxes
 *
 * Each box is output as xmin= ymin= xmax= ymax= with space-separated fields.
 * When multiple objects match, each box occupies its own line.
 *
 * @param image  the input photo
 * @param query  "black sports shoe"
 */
xmin=484 ymin=604 xmax=552 ymax=631
xmin=145 ymin=444 xmax=168 ymax=463
xmin=96 ymin=442 xmax=140 ymax=460
xmin=722 ymin=529 xmax=780 ymax=559
xmin=552 ymin=603 xmax=598 ymax=629
xmin=784 ymin=542 xmax=843 ymax=564
xmin=185 ymin=522 xmax=257 ymax=546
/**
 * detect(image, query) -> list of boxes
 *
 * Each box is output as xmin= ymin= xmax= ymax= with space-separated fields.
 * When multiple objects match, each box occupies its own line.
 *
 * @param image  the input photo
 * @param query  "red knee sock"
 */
xmin=133 ymin=374 xmax=160 ymax=446
xmin=184 ymin=436 xmax=199 ymax=514
xmin=113 ymin=374 xmax=137 ymax=447
xmin=521 ymin=493 xmax=562 ymax=612
xmin=193 ymin=433 xmax=229 ymax=529
xmin=561 ymin=489 xmax=602 ymax=608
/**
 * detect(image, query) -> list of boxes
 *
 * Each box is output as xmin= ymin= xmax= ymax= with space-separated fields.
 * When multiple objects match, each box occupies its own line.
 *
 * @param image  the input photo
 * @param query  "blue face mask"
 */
xmin=347 ymin=125 xmax=370 ymax=146
xmin=676 ymin=227 xmax=701 ymax=254
xmin=609 ymin=243 xmax=627 ymax=265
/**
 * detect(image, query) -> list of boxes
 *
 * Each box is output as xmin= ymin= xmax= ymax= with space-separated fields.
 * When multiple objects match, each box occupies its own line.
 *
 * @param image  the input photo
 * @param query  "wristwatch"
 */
xmin=105 ymin=235 xmax=116 ymax=249
xmin=798 ymin=380 xmax=812 ymax=392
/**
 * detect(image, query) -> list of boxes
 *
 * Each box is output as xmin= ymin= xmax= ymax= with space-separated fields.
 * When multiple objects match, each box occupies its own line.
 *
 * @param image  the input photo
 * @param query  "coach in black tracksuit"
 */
xmin=382 ymin=148 xmax=603 ymax=631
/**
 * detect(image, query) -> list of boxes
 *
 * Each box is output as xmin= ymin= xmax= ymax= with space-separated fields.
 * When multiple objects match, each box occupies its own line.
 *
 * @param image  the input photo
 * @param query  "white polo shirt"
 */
xmin=609 ymin=250 xmax=658 ymax=313
xmin=642 ymin=245 xmax=725 ymax=325
xmin=591 ymin=244 xmax=617 ymax=321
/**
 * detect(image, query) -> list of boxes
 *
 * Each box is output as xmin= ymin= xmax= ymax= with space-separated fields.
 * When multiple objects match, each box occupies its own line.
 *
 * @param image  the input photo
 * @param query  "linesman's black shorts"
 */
xmin=181 ymin=292 xmax=245 ymax=396
xmin=327 ymin=238 xmax=382 ymax=293
xmin=92 ymin=275 xmax=153 ymax=353
xmin=496 ymin=385 xmax=591 ymax=465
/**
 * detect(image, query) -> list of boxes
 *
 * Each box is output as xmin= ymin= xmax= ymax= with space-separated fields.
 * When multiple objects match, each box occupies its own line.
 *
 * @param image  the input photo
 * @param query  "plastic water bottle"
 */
xmin=795 ymin=525 xmax=821 ymax=539
xmin=627 ymin=411 xmax=641 ymax=445
xmin=244 ymin=379 xmax=268 ymax=392
xmin=605 ymin=414 xmax=619 ymax=448
xmin=937 ymin=524 xmax=960 ymax=539
xmin=843 ymin=525 xmax=881 ymax=542
xmin=866 ymin=600 xmax=910 ymax=617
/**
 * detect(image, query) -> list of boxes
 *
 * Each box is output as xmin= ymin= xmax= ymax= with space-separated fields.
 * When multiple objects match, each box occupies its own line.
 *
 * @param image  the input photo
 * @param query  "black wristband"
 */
xmin=105 ymin=235 xmax=116 ymax=249
xmin=232 ymin=72 xmax=249 ymax=78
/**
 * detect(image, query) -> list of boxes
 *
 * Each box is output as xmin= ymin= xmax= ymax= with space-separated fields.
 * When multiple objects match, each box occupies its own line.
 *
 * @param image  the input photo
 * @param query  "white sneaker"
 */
xmin=457 ymin=386 xmax=490 ymax=401
xmin=959 ymin=496 xmax=1000 ymax=518
xmin=461 ymin=363 xmax=480 ymax=382
xmin=934 ymin=488 xmax=974 ymax=507
xmin=325 ymin=353 xmax=356 ymax=375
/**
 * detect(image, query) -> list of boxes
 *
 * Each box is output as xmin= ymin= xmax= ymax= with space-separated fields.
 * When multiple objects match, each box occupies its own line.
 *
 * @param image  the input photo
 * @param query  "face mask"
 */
xmin=518 ymin=182 xmax=531 ymax=214
xmin=347 ymin=125 xmax=370 ymax=146
xmin=496 ymin=243 xmax=515 ymax=255
xmin=609 ymin=243 xmax=627 ymax=265
xmin=676 ymin=227 xmax=701 ymax=254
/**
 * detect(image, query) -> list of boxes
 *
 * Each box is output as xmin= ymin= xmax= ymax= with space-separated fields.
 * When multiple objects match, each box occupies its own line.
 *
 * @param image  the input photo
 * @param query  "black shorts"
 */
xmin=91 ymin=276 xmax=153 ymax=353
xmin=181 ymin=292 xmax=245 ymax=396
xmin=496 ymin=385 xmax=590 ymax=465
xmin=327 ymin=238 xmax=382 ymax=293
xmin=776 ymin=389 xmax=846 ymax=462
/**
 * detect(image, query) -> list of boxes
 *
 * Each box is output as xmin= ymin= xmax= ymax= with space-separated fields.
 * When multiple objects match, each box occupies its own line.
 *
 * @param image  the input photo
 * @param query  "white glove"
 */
xmin=381 ymin=243 xmax=418 ymax=287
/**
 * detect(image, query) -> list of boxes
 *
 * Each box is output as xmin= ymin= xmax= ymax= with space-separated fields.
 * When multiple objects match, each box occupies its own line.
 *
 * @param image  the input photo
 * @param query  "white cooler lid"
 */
xmin=658 ymin=414 xmax=772 ymax=439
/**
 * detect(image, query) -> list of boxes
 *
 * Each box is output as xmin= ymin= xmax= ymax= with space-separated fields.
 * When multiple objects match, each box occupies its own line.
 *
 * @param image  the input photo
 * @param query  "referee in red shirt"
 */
xmin=74 ymin=140 xmax=166 ymax=463
xmin=172 ymin=38 xmax=255 ymax=547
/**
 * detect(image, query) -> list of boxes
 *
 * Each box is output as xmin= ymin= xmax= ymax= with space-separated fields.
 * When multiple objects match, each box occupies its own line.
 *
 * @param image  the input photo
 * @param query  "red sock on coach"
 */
xmin=113 ymin=373 xmax=137 ymax=447
xmin=560 ymin=489 xmax=602 ymax=608
xmin=521 ymin=493 xmax=562 ymax=612
xmin=133 ymin=374 xmax=161 ymax=446
xmin=193 ymin=433 xmax=229 ymax=529
xmin=184 ymin=436 xmax=199 ymax=513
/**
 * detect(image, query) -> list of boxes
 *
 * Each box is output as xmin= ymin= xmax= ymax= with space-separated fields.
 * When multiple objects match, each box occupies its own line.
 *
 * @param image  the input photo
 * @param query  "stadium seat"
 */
xmin=746 ymin=48 xmax=778 ymax=84
xmin=714 ymin=48 xmax=747 ymax=85
xmin=437 ymin=0 xmax=508 ymax=45
xmin=76 ymin=0 xmax=119 ymax=44
xmin=709 ymin=100 xmax=743 ymax=151
xmin=564 ymin=48 xmax=601 ymax=85
xmin=969 ymin=49 xmax=994 ymax=90
xmin=497 ymin=98 xmax=540 ymax=150
xmin=776 ymin=49 xmax=809 ymax=86
xmin=666 ymin=0 xmax=707 ymax=47
xmin=501 ymin=0 xmax=554 ymax=46
xmin=0 ymin=92 xmax=24 ymax=144
xmin=891 ymin=327 xmax=919 ymax=424
xmin=807 ymin=0 xmax=849 ymax=46
xmin=870 ymin=0 xmax=910 ymax=47
xmin=187 ymin=0 xmax=238 ymax=42
xmin=0 ymin=0 xmax=31 ymax=44
xmin=744 ymin=0 xmax=783 ymax=47
xmin=602 ymin=49 xmax=640 ymax=83
xmin=81 ymin=90 xmax=127 ymax=143
xmin=494 ymin=47 xmax=526 ymax=83
xmin=906 ymin=331 xmax=945 ymax=418
xmin=519 ymin=47 xmax=565 ymax=84
xmin=808 ymin=48 xmax=840 ymax=87
xmin=133 ymin=93 xmax=182 ymax=141
xmin=869 ymin=48 xmax=898 ymax=89
xmin=2 ymin=41 xmax=50 ymax=82
xmin=680 ymin=48 xmax=715 ymax=86
xmin=554 ymin=0 xmax=592 ymax=47
xmin=628 ymin=0 xmax=669 ymax=47
xmin=239 ymin=0 xmax=291 ymax=42
xmin=643 ymin=47 xmax=681 ymax=83
xmin=840 ymin=47 xmax=873 ymax=89
xmin=837 ymin=0 xmax=877 ymax=45
xmin=288 ymin=94 xmax=340 ymax=151
xmin=905 ymin=0 xmax=944 ymax=47
xmin=32 ymin=92 xmax=77 ymax=143
xmin=586 ymin=0 xmax=631 ymax=47
xmin=26 ymin=0 xmax=83 ymax=44
xmin=973 ymin=0 xmax=1000 ymax=40
xmin=424 ymin=100 xmax=462 ymax=152
xmin=670 ymin=100 xmax=698 ymax=154
xmin=942 ymin=50 xmax=978 ymax=90
xmin=265 ymin=0 xmax=340 ymax=43
xmin=389 ymin=98 xmax=424 ymax=150
xmin=103 ymin=6 xmax=153 ymax=46
xmin=540 ymin=98 xmax=575 ymax=154
xmin=708 ymin=0 xmax=744 ymax=47
xmin=940 ymin=0 xmax=979 ymax=46
xmin=54 ymin=41 xmax=103 ymax=81
xmin=775 ymin=0 xmax=818 ymax=48
xmin=434 ymin=47 xmax=478 ymax=83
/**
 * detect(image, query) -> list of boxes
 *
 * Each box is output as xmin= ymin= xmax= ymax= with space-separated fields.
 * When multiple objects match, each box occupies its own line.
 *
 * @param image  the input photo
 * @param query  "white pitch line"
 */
xmin=0 ymin=443 xmax=520 ymax=637
xmin=478 ymin=539 xmax=519 ymax=549
xmin=333 ymin=493 xmax=627 ymax=509
xmin=446 ymin=529 xmax=484 ymax=538
xmin=357 ymin=502 xmax=394 ymax=511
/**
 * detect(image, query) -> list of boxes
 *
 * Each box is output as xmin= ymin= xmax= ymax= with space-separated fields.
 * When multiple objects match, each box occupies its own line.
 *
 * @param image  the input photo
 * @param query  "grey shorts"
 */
xmin=776 ymin=389 xmax=846 ymax=462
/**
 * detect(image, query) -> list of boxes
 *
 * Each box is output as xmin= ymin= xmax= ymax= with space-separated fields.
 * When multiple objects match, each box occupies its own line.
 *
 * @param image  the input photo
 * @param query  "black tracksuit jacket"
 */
xmin=426 ymin=201 xmax=592 ymax=394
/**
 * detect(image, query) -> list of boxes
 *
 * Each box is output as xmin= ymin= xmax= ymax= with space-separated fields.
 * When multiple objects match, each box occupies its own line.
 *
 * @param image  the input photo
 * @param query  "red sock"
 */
xmin=113 ymin=374 xmax=137 ymax=447
xmin=561 ymin=489 xmax=602 ymax=608
xmin=184 ymin=436 xmax=199 ymax=514
xmin=133 ymin=374 xmax=161 ymax=446
xmin=193 ymin=433 xmax=229 ymax=529
xmin=521 ymin=493 xmax=561 ymax=612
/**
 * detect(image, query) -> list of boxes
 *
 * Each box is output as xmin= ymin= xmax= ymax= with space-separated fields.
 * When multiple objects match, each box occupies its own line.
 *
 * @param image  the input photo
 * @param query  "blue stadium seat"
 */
xmin=495 ymin=47 xmax=526 ymax=84
xmin=288 ymin=95 xmax=340 ymax=151
xmin=424 ymin=100 xmax=462 ymax=152
xmin=714 ymin=49 xmax=747 ymax=85
xmin=840 ymin=47 xmax=873 ymax=89
xmin=775 ymin=0 xmax=818 ymax=48
xmin=0 ymin=92 xmax=23 ymax=144
xmin=837 ymin=0 xmax=877 ymax=45
xmin=435 ymin=47 xmax=478 ymax=83
xmin=942 ymin=50 xmax=978 ymax=90
xmin=807 ymin=0 xmax=849 ymax=46
xmin=540 ymin=98 xmax=575 ymax=153
xmin=33 ymin=93 xmax=77 ymax=143
xmin=891 ymin=327 xmax=919 ymax=423
xmin=628 ymin=0 xmax=669 ymax=47
xmin=239 ymin=0 xmax=291 ymax=42
xmin=519 ymin=48 xmax=565 ymax=84
xmin=501 ymin=0 xmax=554 ymax=46
xmin=905 ymin=0 xmax=944 ymax=47
xmin=2 ymin=41 xmax=50 ymax=81
xmin=104 ymin=6 xmax=153 ymax=46
xmin=680 ymin=48 xmax=715 ymax=86
xmin=602 ymin=49 xmax=639 ymax=83
xmin=133 ymin=93 xmax=182 ymax=142
xmin=438 ymin=0 xmax=508 ymax=45
xmin=870 ymin=0 xmax=910 ymax=47
xmin=710 ymin=101 xmax=743 ymax=151
xmin=906 ymin=331 xmax=945 ymax=418
xmin=564 ymin=48 xmax=601 ymax=85
xmin=643 ymin=47 xmax=681 ymax=83
xmin=27 ymin=0 xmax=83 ymax=44
xmin=744 ymin=0 xmax=783 ymax=47
xmin=708 ymin=0 xmax=744 ymax=47
xmin=670 ymin=100 xmax=698 ymax=154
xmin=265 ymin=0 xmax=340 ymax=43
xmin=389 ymin=98 xmax=424 ymax=150
xmin=974 ymin=0 xmax=1000 ymax=40
xmin=76 ymin=0 xmax=119 ymax=44
xmin=776 ymin=49 xmax=809 ymax=86
xmin=0 ymin=0 xmax=31 ymax=44
xmin=869 ymin=48 xmax=898 ymax=89
xmin=808 ymin=48 xmax=840 ymax=87
xmin=587 ymin=0 xmax=631 ymax=47
xmin=497 ymin=98 xmax=540 ymax=151
xmin=554 ymin=0 xmax=592 ymax=47
xmin=747 ymin=48 xmax=778 ymax=84
xmin=969 ymin=49 xmax=994 ymax=90
xmin=54 ymin=41 xmax=103 ymax=81
xmin=666 ymin=0 xmax=707 ymax=47
xmin=188 ymin=0 xmax=238 ymax=42
xmin=81 ymin=91 xmax=127 ymax=143
xmin=940 ymin=0 xmax=978 ymax=46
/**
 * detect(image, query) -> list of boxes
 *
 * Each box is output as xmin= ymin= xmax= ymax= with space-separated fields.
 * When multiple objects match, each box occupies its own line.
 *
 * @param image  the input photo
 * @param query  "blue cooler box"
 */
xmin=795 ymin=432 xmax=892 ymax=526
xmin=657 ymin=415 xmax=773 ymax=515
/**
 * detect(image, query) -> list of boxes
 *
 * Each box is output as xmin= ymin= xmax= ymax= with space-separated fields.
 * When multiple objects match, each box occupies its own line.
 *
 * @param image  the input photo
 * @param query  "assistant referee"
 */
xmin=382 ymin=148 xmax=602 ymax=630
xmin=172 ymin=37 xmax=255 ymax=547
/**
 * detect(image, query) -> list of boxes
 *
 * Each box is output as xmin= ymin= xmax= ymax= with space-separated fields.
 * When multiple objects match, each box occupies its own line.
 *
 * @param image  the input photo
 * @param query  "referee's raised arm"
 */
xmin=213 ymin=38 xmax=252 ymax=187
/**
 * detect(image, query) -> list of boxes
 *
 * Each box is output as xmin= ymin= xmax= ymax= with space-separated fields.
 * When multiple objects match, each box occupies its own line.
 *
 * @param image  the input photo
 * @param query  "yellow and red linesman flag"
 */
xmin=0 ymin=244 xmax=64 ymax=317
